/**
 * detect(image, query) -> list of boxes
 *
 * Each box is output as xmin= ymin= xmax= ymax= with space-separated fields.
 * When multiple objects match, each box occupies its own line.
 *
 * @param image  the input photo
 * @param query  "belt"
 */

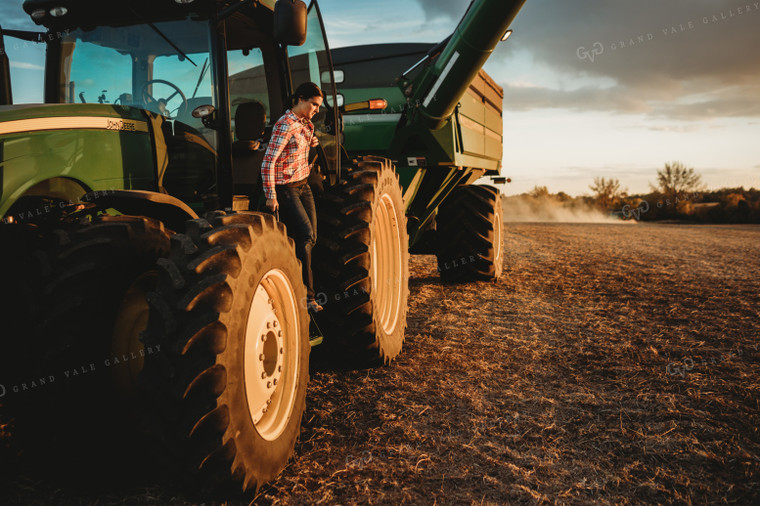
xmin=276 ymin=178 xmax=308 ymax=188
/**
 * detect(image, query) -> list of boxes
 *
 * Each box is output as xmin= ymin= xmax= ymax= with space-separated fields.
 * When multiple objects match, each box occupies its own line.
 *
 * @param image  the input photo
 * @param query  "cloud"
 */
xmin=413 ymin=0 xmax=469 ymax=21
xmin=502 ymin=82 xmax=760 ymax=120
xmin=412 ymin=0 xmax=760 ymax=120
xmin=10 ymin=61 xmax=43 ymax=70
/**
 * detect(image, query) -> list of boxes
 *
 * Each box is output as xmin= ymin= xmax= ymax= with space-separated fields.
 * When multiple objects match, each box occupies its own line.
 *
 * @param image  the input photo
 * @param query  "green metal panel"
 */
xmin=0 ymin=104 xmax=157 ymax=216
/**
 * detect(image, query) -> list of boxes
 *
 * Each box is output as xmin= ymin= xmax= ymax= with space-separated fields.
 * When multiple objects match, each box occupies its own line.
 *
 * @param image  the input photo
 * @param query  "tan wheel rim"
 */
xmin=243 ymin=269 xmax=301 ymax=441
xmin=494 ymin=206 xmax=503 ymax=266
xmin=111 ymin=271 xmax=155 ymax=394
xmin=371 ymin=193 xmax=403 ymax=335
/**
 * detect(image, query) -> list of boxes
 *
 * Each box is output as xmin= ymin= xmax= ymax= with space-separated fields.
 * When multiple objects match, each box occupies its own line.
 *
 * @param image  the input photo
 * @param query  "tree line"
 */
xmin=587 ymin=162 xmax=760 ymax=223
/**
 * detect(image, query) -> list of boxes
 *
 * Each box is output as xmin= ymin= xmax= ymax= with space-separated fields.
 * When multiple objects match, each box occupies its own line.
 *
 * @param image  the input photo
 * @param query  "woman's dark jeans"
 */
xmin=276 ymin=182 xmax=317 ymax=300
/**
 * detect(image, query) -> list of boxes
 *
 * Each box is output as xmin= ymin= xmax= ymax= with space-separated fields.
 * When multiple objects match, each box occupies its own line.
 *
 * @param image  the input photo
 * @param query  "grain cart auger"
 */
xmin=332 ymin=0 xmax=526 ymax=281
xmin=0 ymin=0 xmax=407 ymax=494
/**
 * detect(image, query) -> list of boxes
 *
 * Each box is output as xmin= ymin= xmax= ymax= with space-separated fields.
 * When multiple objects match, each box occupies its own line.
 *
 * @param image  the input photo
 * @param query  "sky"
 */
xmin=3 ymin=0 xmax=759 ymax=196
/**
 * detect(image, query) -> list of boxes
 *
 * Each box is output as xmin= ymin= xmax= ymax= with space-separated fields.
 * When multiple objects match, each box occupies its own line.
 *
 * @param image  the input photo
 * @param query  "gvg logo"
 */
xmin=577 ymin=42 xmax=604 ymax=62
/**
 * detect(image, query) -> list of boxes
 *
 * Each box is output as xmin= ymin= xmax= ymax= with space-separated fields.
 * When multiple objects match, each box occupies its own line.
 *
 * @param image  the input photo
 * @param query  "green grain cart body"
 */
xmin=335 ymin=0 xmax=524 ymax=248
xmin=334 ymin=44 xmax=504 ymax=187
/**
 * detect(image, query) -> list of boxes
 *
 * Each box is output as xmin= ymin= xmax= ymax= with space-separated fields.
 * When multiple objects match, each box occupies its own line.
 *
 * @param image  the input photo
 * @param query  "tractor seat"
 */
xmin=232 ymin=100 xmax=267 ymax=186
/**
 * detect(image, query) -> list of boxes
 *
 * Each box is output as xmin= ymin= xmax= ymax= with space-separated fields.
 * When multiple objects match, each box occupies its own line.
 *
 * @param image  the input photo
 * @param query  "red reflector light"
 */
xmin=369 ymin=99 xmax=387 ymax=110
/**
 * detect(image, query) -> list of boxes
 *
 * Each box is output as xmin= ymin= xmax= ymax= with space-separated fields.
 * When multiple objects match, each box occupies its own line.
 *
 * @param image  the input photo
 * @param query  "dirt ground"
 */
xmin=2 ymin=222 xmax=759 ymax=504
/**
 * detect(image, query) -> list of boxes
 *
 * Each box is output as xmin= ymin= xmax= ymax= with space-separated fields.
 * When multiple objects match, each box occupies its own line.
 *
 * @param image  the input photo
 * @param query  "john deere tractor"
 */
xmin=0 ymin=0 xmax=525 ymax=494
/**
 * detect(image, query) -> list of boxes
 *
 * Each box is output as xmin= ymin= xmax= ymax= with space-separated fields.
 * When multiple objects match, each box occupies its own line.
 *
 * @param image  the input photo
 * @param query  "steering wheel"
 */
xmin=140 ymin=79 xmax=188 ymax=119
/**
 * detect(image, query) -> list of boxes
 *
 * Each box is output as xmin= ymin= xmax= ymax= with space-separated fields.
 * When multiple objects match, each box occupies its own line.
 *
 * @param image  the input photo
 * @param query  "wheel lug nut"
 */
xmin=280 ymin=347 xmax=283 ymax=354
xmin=278 ymin=365 xmax=282 ymax=372
xmin=266 ymin=322 xmax=271 ymax=329
xmin=273 ymin=321 xmax=278 ymax=328
xmin=261 ymin=334 xmax=266 ymax=342
xmin=273 ymin=379 xmax=278 ymax=386
xmin=267 ymin=381 xmax=272 ymax=388
xmin=277 ymin=330 xmax=282 ymax=337
xmin=259 ymin=353 xmax=264 ymax=361
xmin=261 ymin=372 xmax=266 ymax=379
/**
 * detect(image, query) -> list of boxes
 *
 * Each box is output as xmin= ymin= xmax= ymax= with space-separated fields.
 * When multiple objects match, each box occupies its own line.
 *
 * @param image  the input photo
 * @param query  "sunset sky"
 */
xmin=3 ymin=0 xmax=759 ymax=196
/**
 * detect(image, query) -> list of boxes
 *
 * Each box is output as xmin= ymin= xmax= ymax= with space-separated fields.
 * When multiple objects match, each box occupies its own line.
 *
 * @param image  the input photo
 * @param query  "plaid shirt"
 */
xmin=261 ymin=109 xmax=314 ymax=200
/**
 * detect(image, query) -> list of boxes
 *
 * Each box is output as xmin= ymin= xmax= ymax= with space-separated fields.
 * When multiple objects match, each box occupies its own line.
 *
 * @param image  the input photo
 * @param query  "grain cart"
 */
xmin=0 ymin=0 xmax=525 ymax=494
xmin=328 ymin=0 xmax=525 ymax=281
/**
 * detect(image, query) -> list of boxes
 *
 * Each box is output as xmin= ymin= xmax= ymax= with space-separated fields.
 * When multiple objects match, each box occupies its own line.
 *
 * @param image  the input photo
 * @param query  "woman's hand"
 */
xmin=310 ymin=135 xmax=319 ymax=148
xmin=266 ymin=198 xmax=279 ymax=212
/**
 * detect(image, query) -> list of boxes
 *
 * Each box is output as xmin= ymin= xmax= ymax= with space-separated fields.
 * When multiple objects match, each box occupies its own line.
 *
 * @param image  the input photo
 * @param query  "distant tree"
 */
xmin=589 ymin=177 xmax=626 ymax=211
xmin=653 ymin=161 xmax=703 ymax=202
xmin=530 ymin=185 xmax=549 ymax=199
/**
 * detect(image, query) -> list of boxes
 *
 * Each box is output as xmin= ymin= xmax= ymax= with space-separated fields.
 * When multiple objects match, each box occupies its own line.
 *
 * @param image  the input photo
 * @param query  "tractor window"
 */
xmin=228 ymin=48 xmax=271 ymax=141
xmin=63 ymin=38 xmax=133 ymax=105
xmin=288 ymin=1 xmax=340 ymax=175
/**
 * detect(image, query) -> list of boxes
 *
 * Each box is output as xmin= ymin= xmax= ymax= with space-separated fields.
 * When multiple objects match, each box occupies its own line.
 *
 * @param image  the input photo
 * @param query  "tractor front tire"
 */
xmin=7 ymin=215 xmax=172 ymax=479
xmin=314 ymin=156 xmax=409 ymax=367
xmin=436 ymin=184 xmax=504 ymax=282
xmin=140 ymin=212 xmax=310 ymax=494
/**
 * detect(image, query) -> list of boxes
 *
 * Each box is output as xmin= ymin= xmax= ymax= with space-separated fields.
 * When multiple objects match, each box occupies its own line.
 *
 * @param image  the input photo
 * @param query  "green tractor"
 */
xmin=0 ymin=0 xmax=525 ymax=494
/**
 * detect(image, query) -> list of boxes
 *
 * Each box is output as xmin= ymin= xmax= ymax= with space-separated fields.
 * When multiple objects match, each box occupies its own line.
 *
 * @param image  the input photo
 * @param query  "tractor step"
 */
xmin=308 ymin=312 xmax=323 ymax=346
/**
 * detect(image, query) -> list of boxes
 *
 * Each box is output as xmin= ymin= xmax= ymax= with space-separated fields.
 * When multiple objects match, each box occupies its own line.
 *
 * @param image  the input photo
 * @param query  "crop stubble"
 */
xmin=1 ymin=222 xmax=759 ymax=504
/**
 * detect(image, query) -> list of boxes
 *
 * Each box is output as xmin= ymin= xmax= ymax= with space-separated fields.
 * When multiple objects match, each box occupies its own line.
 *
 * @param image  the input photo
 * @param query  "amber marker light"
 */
xmin=368 ymin=99 xmax=388 ymax=110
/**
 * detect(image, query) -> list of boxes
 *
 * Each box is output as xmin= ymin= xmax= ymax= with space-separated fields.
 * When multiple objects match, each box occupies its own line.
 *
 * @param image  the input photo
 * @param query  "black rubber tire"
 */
xmin=0 ymin=223 xmax=51 ymax=388
xmin=139 ymin=211 xmax=310 ymax=494
xmin=6 ymin=215 xmax=172 ymax=480
xmin=436 ymin=184 xmax=504 ymax=282
xmin=313 ymin=156 xmax=410 ymax=367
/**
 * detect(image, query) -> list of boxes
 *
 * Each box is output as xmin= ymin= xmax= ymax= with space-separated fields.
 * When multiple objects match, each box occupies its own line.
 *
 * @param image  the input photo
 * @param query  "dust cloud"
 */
xmin=501 ymin=195 xmax=626 ymax=223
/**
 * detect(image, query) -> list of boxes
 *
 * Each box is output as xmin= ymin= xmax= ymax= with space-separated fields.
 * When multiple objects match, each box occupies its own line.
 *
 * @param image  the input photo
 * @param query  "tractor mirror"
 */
xmin=322 ymin=70 xmax=344 ymax=84
xmin=274 ymin=0 xmax=307 ymax=46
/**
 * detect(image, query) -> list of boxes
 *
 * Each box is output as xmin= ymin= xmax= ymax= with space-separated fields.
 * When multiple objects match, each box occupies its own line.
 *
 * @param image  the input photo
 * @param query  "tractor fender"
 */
xmin=81 ymin=189 xmax=199 ymax=232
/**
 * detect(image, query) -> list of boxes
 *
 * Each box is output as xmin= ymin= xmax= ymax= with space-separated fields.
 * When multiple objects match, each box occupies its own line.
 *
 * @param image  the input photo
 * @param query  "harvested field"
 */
xmin=2 ymin=222 xmax=759 ymax=504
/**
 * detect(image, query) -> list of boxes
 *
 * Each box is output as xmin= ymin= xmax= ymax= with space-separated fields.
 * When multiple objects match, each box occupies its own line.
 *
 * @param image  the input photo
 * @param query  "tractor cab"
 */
xmin=7 ymin=0 xmax=340 ymax=214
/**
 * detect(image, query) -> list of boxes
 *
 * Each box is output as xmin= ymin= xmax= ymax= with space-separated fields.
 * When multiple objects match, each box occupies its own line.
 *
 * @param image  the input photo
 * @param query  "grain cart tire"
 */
xmin=9 ymin=215 xmax=171 ymax=476
xmin=314 ymin=156 xmax=409 ymax=367
xmin=436 ymin=185 xmax=504 ymax=282
xmin=139 ymin=212 xmax=309 ymax=494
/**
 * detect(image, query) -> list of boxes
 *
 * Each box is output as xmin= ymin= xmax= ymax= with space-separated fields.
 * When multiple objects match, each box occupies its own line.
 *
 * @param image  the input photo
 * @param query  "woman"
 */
xmin=262 ymin=82 xmax=324 ymax=312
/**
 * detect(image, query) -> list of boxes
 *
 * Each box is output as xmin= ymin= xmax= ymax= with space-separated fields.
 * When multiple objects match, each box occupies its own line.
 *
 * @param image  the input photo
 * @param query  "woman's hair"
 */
xmin=293 ymin=82 xmax=324 ymax=103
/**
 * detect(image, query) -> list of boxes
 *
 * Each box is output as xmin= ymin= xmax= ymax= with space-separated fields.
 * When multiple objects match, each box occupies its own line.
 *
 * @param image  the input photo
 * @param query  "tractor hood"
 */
xmin=0 ymin=103 xmax=161 ymax=218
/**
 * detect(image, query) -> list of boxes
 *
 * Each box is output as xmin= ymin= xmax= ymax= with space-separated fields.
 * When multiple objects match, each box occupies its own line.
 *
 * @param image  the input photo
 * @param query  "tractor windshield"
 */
xmin=56 ymin=16 xmax=216 ymax=145
xmin=53 ymin=16 xmax=219 ymax=202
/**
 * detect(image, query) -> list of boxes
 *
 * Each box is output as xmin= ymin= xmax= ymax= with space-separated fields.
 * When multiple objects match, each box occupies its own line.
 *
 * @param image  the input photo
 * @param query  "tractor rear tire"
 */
xmin=139 ymin=211 xmax=310 ymax=494
xmin=436 ymin=184 xmax=504 ymax=282
xmin=313 ymin=156 xmax=409 ymax=367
